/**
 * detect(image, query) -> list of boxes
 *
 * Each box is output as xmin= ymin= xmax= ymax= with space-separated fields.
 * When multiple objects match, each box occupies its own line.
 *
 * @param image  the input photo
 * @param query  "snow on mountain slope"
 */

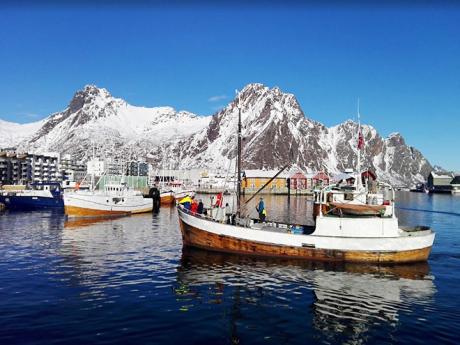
xmin=1 ymin=83 xmax=432 ymax=186
xmin=172 ymin=84 xmax=432 ymax=185
xmin=15 ymin=85 xmax=210 ymax=160
xmin=0 ymin=118 xmax=45 ymax=148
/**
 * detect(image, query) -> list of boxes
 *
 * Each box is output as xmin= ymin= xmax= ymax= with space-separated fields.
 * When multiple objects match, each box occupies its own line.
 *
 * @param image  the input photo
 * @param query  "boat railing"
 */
xmin=178 ymin=204 xmax=314 ymax=233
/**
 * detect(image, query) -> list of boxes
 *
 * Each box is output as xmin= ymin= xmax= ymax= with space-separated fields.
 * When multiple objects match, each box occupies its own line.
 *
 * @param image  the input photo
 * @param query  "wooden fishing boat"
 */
xmin=177 ymin=96 xmax=435 ymax=264
xmin=160 ymin=191 xmax=175 ymax=205
xmin=178 ymin=202 xmax=434 ymax=263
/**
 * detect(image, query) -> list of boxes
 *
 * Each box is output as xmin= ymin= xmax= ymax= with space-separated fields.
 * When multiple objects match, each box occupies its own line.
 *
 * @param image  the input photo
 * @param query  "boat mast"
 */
xmin=91 ymin=143 xmax=96 ymax=191
xmin=357 ymin=98 xmax=361 ymax=176
xmin=236 ymin=90 xmax=242 ymax=217
xmin=356 ymin=98 xmax=364 ymax=191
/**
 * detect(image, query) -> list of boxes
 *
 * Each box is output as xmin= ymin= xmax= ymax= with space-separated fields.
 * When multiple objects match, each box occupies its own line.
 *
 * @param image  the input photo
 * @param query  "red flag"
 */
xmin=357 ymin=131 xmax=364 ymax=150
xmin=214 ymin=192 xmax=223 ymax=207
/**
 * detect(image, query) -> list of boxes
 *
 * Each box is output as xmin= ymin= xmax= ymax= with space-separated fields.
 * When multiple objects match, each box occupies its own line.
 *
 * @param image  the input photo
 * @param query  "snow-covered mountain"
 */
xmin=1 ymin=83 xmax=432 ymax=185
xmin=172 ymin=83 xmax=432 ymax=185
xmin=15 ymin=85 xmax=210 ymax=161
xmin=0 ymin=118 xmax=45 ymax=148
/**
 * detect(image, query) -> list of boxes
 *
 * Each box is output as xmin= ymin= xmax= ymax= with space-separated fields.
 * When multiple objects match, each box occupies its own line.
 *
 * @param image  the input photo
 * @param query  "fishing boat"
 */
xmin=177 ymin=97 xmax=435 ymax=264
xmin=160 ymin=190 xmax=175 ymax=205
xmin=64 ymin=181 xmax=152 ymax=218
xmin=171 ymin=181 xmax=196 ymax=201
xmin=0 ymin=182 xmax=63 ymax=210
xmin=159 ymin=182 xmax=195 ymax=204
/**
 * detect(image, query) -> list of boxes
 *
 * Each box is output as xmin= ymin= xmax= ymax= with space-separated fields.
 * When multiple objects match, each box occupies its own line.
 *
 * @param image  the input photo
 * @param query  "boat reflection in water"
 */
xmin=176 ymin=247 xmax=436 ymax=343
xmin=64 ymin=215 xmax=128 ymax=229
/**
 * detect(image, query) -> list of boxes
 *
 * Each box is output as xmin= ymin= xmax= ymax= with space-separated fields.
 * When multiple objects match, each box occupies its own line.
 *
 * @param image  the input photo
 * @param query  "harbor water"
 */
xmin=0 ymin=192 xmax=459 ymax=344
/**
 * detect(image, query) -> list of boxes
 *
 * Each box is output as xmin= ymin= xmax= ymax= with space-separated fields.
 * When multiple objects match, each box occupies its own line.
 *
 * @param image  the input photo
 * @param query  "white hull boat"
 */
xmin=65 ymin=183 xmax=152 ymax=218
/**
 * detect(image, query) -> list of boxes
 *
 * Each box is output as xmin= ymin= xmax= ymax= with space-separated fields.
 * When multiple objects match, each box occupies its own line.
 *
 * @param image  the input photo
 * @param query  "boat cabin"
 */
xmin=104 ymin=183 xmax=128 ymax=195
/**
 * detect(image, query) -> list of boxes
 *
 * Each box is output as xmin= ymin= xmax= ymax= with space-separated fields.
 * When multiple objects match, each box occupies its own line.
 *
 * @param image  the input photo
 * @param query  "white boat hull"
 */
xmin=177 ymin=206 xmax=435 ymax=263
xmin=65 ymin=191 xmax=153 ymax=217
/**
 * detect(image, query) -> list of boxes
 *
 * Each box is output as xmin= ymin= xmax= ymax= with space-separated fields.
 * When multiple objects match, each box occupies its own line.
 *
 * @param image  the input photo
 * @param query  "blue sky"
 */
xmin=0 ymin=3 xmax=459 ymax=170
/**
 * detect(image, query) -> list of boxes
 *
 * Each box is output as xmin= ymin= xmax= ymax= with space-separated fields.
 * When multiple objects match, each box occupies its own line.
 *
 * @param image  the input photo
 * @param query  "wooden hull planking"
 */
xmin=178 ymin=218 xmax=432 ymax=264
xmin=160 ymin=194 xmax=175 ymax=205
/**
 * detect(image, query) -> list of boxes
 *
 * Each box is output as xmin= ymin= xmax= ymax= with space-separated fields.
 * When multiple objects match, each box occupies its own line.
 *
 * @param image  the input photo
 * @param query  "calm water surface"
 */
xmin=1 ymin=192 xmax=459 ymax=344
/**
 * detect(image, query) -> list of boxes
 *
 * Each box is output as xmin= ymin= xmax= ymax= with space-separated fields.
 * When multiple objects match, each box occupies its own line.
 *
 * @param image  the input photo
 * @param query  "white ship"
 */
xmin=64 ymin=182 xmax=152 ymax=218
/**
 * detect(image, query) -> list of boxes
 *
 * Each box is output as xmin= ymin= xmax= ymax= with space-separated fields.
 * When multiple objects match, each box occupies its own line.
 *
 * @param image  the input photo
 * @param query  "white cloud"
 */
xmin=211 ymin=104 xmax=225 ymax=111
xmin=208 ymin=95 xmax=227 ymax=102
xmin=24 ymin=113 xmax=40 ymax=119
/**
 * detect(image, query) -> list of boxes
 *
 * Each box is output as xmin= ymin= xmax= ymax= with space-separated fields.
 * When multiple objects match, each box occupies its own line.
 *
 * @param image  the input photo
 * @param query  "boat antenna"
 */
xmin=235 ymin=89 xmax=243 ymax=217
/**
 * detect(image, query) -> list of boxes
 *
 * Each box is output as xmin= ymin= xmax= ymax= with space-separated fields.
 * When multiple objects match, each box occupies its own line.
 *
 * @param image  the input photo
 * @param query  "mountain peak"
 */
xmin=82 ymin=84 xmax=111 ymax=97
xmin=240 ymin=83 xmax=266 ymax=93
xmin=68 ymin=84 xmax=116 ymax=113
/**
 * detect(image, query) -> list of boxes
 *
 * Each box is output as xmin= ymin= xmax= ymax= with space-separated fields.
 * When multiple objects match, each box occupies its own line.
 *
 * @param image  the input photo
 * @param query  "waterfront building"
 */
xmin=86 ymin=158 xmax=106 ymax=177
xmin=106 ymin=159 xmax=123 ymax=176
xmin=242 ymin=169 xmax=289 ymax=191
xmin=126 ymin=161 xmax=148 ymax=177
xmin=0 ymin=150 xmax=60 ymax=185
xmin=59 ymin=154 xmax=87 ymax=186
xmin=305 ymin=171 xmax=331 ymax=189
xmin=290 ymin=172 xmax=308 ymax=190
xmin=427 ymin=171 xmax=454 ymax=193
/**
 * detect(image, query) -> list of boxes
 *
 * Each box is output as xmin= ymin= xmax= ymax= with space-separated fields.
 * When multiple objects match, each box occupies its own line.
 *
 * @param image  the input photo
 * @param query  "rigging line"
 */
xmin=240 ymin=144 xmax=295 ymax=215
xmin=243 ymin=163 xmax=290 ymax=207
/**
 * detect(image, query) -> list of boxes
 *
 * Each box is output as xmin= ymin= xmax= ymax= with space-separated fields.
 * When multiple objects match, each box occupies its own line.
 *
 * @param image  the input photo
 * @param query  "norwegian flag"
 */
xmin=214 ymin=192 xmax=223 ymax=207
xmin=357 ymin=130 xmax=364 ymax=150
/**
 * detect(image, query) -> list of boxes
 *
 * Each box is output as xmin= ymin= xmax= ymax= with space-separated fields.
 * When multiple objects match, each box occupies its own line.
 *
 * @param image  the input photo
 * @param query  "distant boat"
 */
xmin=64 ymin=182 xmax=152 ymax=218
xmin=160 ymin=190 xmax=175 ymax=205
xmin=158 ymin=180 xmax=195 ymax=205
xmin=0 ymin=182 xmax=63 ymax=211
xmin=410 ymin=183 xmax=429 ymax=193
xmin=169 ymin=180 xmax=196 ymax=200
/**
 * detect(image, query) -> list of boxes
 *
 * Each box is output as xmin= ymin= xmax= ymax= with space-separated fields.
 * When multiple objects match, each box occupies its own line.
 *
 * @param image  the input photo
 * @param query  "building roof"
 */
xmin=332 ymin=172 xmax=355 ymax=182
xmin=430 ymin=171 xmax=454 ymax=179
xmin=243 ymin=169 xmax=289 ymax=179
xmin=290 ymin=172 xmax=307 ymax=179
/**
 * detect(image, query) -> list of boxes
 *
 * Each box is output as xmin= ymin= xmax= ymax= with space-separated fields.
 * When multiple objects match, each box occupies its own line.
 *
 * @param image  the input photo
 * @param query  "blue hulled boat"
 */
xmin=0 ymin=182 xmax=64 ymax=211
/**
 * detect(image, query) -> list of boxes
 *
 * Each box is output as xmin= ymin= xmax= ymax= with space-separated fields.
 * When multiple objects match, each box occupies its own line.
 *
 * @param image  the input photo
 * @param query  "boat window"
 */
xmin=344 ymin=193 xmax=354 ymax=201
